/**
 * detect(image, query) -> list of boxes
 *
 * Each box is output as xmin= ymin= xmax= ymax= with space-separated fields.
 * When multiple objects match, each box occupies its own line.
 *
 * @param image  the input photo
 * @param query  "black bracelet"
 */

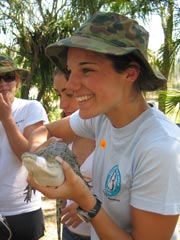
xmin=76 ymin=195 xmax=102 ymax=222
xmin=88 ymin=195 xmax=101 ymax=218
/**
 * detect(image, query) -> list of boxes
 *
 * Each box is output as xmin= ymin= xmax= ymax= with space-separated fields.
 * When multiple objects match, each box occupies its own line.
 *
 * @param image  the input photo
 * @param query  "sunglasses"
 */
xmin=0 ymin=73 xmax=16 ymax=82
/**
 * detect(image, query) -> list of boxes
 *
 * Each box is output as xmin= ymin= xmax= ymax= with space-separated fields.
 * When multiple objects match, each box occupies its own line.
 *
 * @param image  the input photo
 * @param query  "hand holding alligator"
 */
xmin=27 ymin=156 xmax=91 ymax=204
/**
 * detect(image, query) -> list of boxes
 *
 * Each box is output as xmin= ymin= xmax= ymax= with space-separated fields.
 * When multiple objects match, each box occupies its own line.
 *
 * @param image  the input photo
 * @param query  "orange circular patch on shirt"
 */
xmin=100 ymin=139 xmax=106 ymax=148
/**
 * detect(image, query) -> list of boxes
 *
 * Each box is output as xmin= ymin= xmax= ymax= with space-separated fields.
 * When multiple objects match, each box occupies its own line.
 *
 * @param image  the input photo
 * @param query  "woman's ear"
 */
xmin=126 ymin=62 xmax=140 ymax=83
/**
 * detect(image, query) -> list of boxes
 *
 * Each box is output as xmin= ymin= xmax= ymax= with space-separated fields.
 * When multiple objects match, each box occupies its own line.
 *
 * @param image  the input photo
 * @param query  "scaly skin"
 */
xmin=22 ymin=142 xmax=81 ymax=187
xmin=21 ymin=142 xmax=81 ymax=240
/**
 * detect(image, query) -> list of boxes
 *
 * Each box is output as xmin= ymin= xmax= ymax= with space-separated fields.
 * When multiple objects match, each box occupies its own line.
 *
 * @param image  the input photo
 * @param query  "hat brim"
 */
xmin=0 ymin=67 xmax=28 ymax=74
xmin=0 ymin=67 xmax=29 ymax=80
xmin=45 ymin=35 xmax=166 ymax=91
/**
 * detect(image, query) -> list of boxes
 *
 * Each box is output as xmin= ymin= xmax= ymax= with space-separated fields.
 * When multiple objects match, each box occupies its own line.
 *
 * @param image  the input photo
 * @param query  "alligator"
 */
xmin=21 ymin=141 xmax=82 ymax=240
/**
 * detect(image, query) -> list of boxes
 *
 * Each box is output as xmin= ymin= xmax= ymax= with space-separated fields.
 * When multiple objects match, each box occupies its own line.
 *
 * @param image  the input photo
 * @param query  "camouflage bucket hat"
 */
xmin=0 ymin=55 xmax=28 ymax=78
xmin=45 ymin=12 xmax=166 ymax=91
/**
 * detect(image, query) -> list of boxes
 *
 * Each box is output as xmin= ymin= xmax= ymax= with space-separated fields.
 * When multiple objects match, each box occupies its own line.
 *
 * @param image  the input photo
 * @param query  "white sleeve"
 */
xmin=23 ymin=100 xmax=49 ymax=128
xmin=70 ymin=110 xmax=95 ymax=140
xmin=131 ymin=137 xmax=180 ymax=215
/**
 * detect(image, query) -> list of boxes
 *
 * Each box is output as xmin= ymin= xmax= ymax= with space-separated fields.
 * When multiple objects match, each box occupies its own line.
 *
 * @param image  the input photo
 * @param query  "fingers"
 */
xmin=61 ymin=205 xmax=82 ymax=227
xmin=55 ymin=156 xmax=82 ymax=185
xmin=0 ymin=93 xmax=3 ymax=101
xmin=56 ymin=156 xmax=76 ymax=178
xmin=27 ymin=159 xmax=78 ymax=200
xmin=0 ymin=93 xmax=12 ymax=122
xmin=0 ymin=92 xmax=11 ymax=109
xmin=27 ymin=158 xmax=89 ymax=201
xmin=2 ymin=92 xmax=11 ymax=104
xmin=61 ymin=210 xmax=77 ymax=224
xmin=61 ymin=202 xmax=77 ymax=218
xmin=0 ymin=92 xmax=5 ymax=103
xmin=63 ymin=215 xmax=82 ymax=228
xmin=48 ymin=136 xmax=63 ymax=143
xmin=27 ymin=174 xmax=60 ymax=199
xmin=71 ymin=219 xmax=82 ymax=228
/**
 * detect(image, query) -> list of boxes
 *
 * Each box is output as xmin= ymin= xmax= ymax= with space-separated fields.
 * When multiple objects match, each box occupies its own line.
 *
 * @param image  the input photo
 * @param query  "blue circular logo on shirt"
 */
xmin=104 ymin=165 xmax=121 ymax=197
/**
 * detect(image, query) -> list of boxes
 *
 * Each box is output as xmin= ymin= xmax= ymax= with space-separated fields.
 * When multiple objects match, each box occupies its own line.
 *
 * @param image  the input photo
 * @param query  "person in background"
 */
xmin=28 ymin=12 xmax=180 ymax=240
xmin=0 ymin=55 xmax=48 ymax=240
xmin=53 ymin=67 xmax=79 ymax=118
xmin=53 ymin=67 xmax=95 ymax=240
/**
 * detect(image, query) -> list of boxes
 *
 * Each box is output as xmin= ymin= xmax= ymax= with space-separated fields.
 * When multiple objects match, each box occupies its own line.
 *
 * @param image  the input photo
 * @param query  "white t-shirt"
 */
xmin=0 ymin=97 xmax=48 ymax=216
xmin=70 ymin=108 xmax=180 ymax=240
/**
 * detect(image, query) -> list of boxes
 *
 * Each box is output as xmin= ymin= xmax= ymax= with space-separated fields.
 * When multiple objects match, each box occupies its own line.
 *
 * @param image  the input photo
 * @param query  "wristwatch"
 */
xmin=76 ymin=195 xmax=101 ymax=222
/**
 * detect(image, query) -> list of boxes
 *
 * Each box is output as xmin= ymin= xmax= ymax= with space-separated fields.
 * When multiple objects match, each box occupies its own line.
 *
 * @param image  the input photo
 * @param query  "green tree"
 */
xmin=0 ymin=0 xmax=179 ymax=117
xmin=107 ymin=0 xmax=180 ymax=113
xmin=0 ymin=0 xmax=108 ymax=117
xmin=155 ymin=0 xmax=180 ymax=112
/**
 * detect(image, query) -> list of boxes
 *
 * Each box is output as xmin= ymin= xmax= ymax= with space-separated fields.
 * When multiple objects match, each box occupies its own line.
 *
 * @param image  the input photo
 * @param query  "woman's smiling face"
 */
xmin=53 ymin=72 xmax=79 ymax=116
xmin=66 ymin=47 xmax=130 ymax=120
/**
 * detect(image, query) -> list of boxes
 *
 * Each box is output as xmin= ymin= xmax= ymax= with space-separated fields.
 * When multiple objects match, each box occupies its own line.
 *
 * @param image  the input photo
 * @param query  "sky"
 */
xmin=145 ymin=0 xmax=180 ymax=52
xmin=140 ymin=15 xmax=164 ymax=52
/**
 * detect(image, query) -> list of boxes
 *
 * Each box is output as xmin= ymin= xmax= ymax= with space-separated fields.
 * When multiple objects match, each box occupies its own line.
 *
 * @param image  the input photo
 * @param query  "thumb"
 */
xmin=56 ymin=156 xmax=77 ymax=181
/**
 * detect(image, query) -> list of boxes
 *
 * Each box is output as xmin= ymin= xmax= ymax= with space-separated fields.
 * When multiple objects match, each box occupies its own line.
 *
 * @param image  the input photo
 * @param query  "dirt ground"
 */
xmin=42 ymin=197 xmax=180 ymax=240
xmin=41 ymin=197 xmax=59 ymax=240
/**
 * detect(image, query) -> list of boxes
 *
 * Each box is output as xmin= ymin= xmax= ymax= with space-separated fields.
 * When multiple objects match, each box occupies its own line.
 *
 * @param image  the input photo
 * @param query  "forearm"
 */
xmin=78 ymin=193 xmax=133 ymax=240
xmin=92 ymin=209 xmax=132 ymax=239
xmin=29 ymin=118 xmax=78 ymax=152
xmin=2 ymin=116 xmax=29 ymax=160
xmin=29 ymin=125 xmax=51 ymax=151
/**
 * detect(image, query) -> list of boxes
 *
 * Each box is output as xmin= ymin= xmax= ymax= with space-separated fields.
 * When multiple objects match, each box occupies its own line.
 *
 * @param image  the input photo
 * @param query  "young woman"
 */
xmin=0 ymin=55 xmax=48 ymax=240
xmin=53 ymin=68 xmax=95 ymax=240
xmin=28 ymin=12 xmax=180 ymax=240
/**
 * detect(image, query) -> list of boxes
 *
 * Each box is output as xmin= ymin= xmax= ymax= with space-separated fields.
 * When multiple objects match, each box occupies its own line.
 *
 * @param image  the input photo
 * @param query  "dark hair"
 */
xmin=53 ymin=67 xmax=68 ymax=119
xmin=106 ymin=53 xmax=146 ymax=90
xmin=52 ymin=67 xmax=69 ymax=81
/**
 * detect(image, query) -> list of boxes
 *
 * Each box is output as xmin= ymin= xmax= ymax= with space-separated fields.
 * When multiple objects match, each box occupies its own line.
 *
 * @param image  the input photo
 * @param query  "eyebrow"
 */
xmin=61 ymin=88 xmax=67 ymax=93
xmin=67 ymin=61 xmax=96 ymax=70
xmin=79 ymin=61 xmax=96 ymax=65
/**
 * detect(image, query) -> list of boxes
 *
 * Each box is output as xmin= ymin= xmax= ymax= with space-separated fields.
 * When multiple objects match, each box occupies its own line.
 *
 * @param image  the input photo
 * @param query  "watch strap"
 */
xmin=77 ymin=195 xmax=101 ymax=222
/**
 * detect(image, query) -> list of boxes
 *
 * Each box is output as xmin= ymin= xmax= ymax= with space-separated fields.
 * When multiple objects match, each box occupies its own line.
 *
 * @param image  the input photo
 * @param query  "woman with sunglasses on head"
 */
xmin=0 ymin=55 xmax=48 ymax=240
xmin=53 ymin=67 xmax=95 ymax=240
xmin=28 ymin=12 xmax=180 ymax=240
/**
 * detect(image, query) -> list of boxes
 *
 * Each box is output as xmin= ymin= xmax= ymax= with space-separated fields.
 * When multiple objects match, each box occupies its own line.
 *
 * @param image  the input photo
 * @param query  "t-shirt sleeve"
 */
xmin=131 ymin=136 xmax=180 ymax=215
xmin=23 ymin=100 xmax=49 ymax=128
xmin=70 ymin=110 xmax=95 ymax=140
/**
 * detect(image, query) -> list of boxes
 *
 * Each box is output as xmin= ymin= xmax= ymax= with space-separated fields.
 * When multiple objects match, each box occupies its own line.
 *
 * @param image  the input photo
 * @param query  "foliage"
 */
xmin=159 ymin=89 xmax=180 ymax=123
xmin=0 ymin=0 xmax=107 ymax=116
xmin=0 ymin=0 xmax=180 ymax=117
